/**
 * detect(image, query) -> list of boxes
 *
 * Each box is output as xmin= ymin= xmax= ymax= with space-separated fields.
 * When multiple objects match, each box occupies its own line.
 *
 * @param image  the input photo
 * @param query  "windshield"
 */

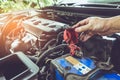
xmin=87 ymin=0 xmax=120 ymax=3
xmin=57 ymin=0 xmax=120 ymax=4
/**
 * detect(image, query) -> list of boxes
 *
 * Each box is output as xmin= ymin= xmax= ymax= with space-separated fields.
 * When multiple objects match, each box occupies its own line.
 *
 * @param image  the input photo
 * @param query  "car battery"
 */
xmin=50 ymin=55 xmax=96 ymax=80
xmin=89 ymin=70 xmax=120 ymax=80
xmin=50 ymin=55 xmax=120 ymax=80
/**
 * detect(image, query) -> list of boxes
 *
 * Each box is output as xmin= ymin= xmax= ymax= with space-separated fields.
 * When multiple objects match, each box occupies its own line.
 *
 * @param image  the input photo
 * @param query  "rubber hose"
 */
xmin=36 ymin=44 xmax=68 ymax=67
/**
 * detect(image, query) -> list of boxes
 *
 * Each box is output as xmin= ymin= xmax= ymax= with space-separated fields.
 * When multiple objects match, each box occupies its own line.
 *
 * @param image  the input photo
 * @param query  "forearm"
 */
xmin=107 ymin=15 xmax=120 ymax=32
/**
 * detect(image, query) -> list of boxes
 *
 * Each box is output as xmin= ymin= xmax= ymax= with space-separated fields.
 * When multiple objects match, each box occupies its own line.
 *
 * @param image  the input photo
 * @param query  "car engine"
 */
xmin=0 ymin=4 xmax=120 ymax=80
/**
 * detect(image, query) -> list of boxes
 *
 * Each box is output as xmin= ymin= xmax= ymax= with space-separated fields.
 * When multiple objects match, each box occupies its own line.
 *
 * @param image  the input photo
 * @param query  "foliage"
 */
xmin=0 ymin=0 xmax=55 ymax=13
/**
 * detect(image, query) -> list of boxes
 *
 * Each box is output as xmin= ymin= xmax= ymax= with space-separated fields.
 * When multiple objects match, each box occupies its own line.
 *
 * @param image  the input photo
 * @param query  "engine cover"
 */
xmin=23 ymin=16 xmax=69 ymax=37
xmin=23 ymin=16 xmax=69 ymax=47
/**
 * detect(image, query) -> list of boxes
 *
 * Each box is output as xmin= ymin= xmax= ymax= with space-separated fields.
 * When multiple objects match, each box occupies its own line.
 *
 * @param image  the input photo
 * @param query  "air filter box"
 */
xmin=0 ymin=52 xmax=39 ymax=80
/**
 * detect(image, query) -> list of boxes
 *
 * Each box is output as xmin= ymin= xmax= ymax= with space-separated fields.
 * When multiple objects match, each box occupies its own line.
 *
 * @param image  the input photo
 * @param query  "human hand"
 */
xmin=73 ymin=17 xmax=118 ymax=41
xmin=73 ymin=17 xmax=113 ymax=35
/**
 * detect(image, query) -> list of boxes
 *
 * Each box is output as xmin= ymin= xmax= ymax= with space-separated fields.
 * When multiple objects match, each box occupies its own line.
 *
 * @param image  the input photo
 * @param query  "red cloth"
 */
xmin=64 ymin=28 xmax=80 ymax=55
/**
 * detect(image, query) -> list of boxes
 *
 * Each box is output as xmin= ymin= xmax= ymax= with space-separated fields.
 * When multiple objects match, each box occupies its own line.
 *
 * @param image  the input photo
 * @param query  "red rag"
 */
xmin=63 ymin=28 xmax=80 ymax=55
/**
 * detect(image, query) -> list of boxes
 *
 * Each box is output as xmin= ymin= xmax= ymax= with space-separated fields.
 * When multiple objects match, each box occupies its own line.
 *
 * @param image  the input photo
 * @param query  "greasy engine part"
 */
xmin=23 ymin=16 xmax=70 ymax=48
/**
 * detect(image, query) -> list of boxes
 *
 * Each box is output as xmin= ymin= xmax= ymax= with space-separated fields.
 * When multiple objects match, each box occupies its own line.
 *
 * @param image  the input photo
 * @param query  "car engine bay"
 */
xmin=0 ymin=4 xmax=120 ymax=80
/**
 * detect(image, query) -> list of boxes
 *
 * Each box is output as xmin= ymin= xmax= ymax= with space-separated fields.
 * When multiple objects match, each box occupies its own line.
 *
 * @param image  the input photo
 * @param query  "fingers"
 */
xmin=73 ymin=18 xmax=91 ymax=33
xmin=75 ymin=24 xmax=91 ymax=33
xmin=72 ymin=18 xmax=89 ymax=28
xmin=79 ymin=32 xmax=94 ymax=42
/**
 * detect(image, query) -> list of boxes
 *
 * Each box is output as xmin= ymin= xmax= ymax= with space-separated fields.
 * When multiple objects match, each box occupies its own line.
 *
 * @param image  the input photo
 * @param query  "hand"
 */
xmin=73 ymin=17 xmax=112 ymax=35
xmin=73 ymin=16 xmax=120 ymax=41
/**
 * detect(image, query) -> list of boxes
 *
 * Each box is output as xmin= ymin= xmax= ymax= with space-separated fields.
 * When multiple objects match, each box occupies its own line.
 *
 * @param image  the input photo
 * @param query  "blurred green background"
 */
xmin=0 ymin=0 xmax=119 ymax=13
xmin=0 ymin=0 xmax=55 ymax=13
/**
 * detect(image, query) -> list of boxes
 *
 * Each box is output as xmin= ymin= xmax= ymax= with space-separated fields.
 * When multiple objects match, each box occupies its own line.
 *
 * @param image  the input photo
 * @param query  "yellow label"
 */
xmin=65 ymin=56 xmax=92 ymax=74
xmin=65 ymin=56 xmax=79 ymax=66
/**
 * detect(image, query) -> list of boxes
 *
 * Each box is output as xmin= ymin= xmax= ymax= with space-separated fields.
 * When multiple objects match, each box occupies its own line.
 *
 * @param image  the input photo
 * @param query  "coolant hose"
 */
xmin=36 ymin=44 xmax=68 ymax=67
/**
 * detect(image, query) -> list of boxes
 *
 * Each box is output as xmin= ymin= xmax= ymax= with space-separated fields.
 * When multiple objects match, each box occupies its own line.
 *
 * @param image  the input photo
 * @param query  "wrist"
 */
xmin=106 ymin=16 xmax=120 ymax=32
xmin=107 ymin=16 xmax=120 ymax=30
